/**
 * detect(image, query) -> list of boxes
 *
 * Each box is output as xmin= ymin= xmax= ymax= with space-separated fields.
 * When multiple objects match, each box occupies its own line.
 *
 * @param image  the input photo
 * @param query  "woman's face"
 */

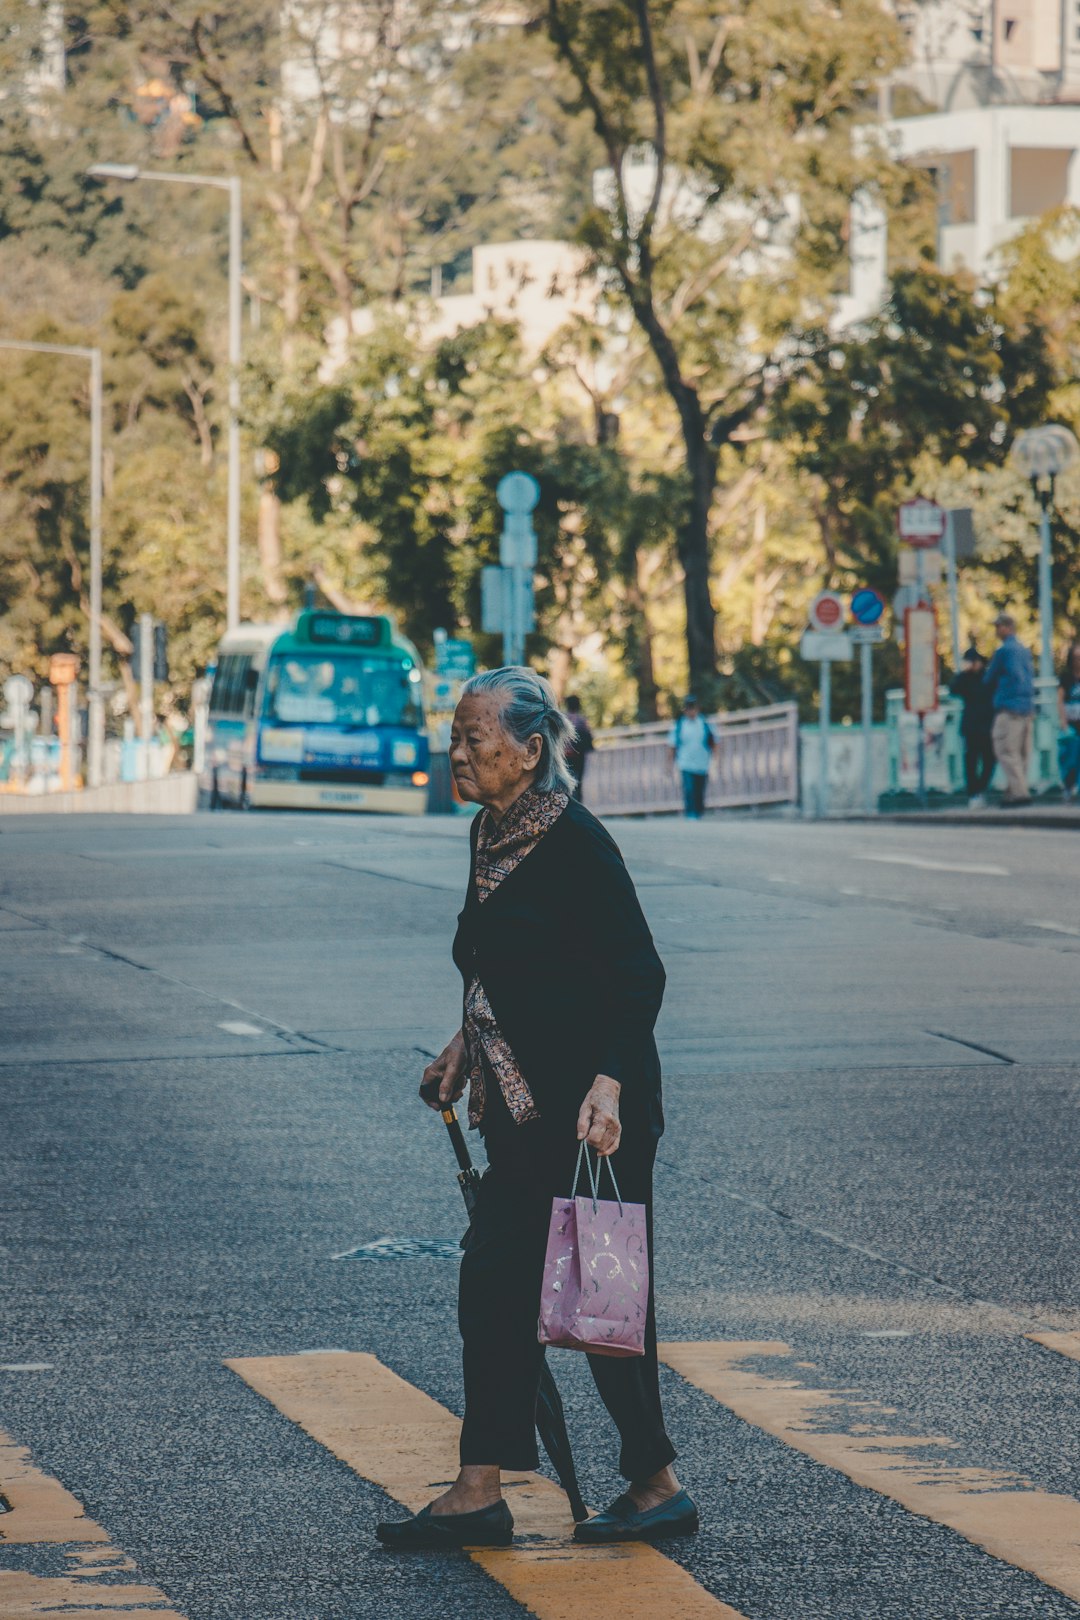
xmin=450 ymin=693 xmax=541 ymax=809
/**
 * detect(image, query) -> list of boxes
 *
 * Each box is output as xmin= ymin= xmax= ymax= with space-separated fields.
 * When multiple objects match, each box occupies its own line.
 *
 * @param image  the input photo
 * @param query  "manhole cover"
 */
xmin=332 ymin=1236 xmax=463 ymax=1261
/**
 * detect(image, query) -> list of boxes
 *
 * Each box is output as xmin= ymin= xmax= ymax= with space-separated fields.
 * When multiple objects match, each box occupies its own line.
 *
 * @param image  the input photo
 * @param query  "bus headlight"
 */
xmin=392 ymin=739 xmax=418 ymax=767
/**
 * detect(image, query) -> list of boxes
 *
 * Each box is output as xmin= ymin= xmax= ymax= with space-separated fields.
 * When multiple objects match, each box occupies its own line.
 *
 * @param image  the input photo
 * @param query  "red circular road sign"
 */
xmin=809 ymin=590 xmax=845 ymax=631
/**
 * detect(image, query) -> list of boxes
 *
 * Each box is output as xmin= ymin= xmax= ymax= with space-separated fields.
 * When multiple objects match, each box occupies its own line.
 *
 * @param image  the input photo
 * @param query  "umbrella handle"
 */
xmin=441 ymin=1105 xmax=475 ymax=1176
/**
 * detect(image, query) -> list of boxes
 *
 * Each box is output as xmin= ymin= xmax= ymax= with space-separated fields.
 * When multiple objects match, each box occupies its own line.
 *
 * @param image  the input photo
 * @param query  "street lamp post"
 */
xmin=87 ymin=163 xmax=243 ymax=631
xmin=1009 ymin=423 xmax=1080 ymax=789
xmin=0 ymin=339 xmax=104 ymax=788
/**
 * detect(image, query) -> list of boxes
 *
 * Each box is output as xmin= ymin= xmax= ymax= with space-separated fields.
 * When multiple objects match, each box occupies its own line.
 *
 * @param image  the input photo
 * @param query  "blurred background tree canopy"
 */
xmin=0 ymin=1 xmax=1076 ymax=725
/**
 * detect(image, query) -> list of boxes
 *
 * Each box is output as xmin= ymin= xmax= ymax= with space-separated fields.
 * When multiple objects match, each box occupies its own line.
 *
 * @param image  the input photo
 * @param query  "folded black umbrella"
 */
xmin=438 ymin=1102 xmax=588 ymax=1523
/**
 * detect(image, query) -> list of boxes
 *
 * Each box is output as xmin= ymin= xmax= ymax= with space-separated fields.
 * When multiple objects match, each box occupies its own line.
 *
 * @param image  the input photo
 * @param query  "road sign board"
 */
xmin=435 ymin=637 xmax=475 ymax=678
xmin=899 ymin=548 xmax=943 ymax=586
xmin=481 ymin=565 xmax=507 ymax=633
xmin=496 ymin=470 xmax=540 ymax=515
xmin=898 ymin=496 xmax=946 ymax=547
xmin=904 ymin=605 xmax=938 ymax=713
xmin=850 ymin=587 xmax=885 ymax=626
xmin=850 ymin=622 xmax=884 ymax=645
xmin=48 ymin=653 xmax=79 ymax=686
xmin=809 ymin=590 xmax=845 ymax=632
xmin=800 ymin=630 xmax=853 ymax=662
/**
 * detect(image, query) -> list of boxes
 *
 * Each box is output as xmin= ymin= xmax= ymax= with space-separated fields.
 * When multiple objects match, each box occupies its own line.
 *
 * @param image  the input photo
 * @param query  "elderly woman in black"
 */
xmin=376 ymin=666 xmax=696 ymax=1550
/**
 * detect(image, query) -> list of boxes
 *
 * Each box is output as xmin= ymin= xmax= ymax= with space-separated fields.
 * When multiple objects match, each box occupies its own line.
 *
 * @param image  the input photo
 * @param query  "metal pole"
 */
xmin=916 ymin=549 xmax=927 ymax=806
xmin=861 ymin=637 xmax=874 ymax=815
xmin=88 ymin=347 xmax=104 ymax=787
xmin=818 ymin=657 xmax=831 ymax=818
xmin=943 ymin=510 xmax=961 ymax=672
xmin=1037 ymin=484 xmax=1054 ymax=683
xmin=139 ymin=612 xmax=154 ymax=778
xmin=227 ymin=176 xmax=242 ymax=632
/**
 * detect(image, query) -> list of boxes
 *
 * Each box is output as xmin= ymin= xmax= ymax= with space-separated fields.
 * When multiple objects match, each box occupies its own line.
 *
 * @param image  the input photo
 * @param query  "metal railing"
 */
xmin=583 ymin=703 xmax=799 ymax=816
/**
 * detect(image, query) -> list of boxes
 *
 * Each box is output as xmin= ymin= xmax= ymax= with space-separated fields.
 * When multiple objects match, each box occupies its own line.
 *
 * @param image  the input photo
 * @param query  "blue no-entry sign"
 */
xmin=851 ymin=587 xmax=885 ymax=626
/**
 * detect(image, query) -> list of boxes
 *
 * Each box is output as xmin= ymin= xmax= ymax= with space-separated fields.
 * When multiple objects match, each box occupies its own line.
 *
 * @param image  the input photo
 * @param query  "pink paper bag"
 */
xmin=538 ymin=1143 xmax=648 ymax=1358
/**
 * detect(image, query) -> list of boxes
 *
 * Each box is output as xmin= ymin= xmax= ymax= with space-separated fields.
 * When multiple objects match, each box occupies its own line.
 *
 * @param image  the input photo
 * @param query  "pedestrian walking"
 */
xmin=668 ymin=695 xmax=714 ymax=819
xmin=983 ymin=612 xmax=1035 ymax=806
xmin=377 ymin=665 xmax=696 ymax=1551
xmin=1058 ymin=640 xmax=1080 ymax=799
xmin=949 ymin=646 xmax=995 ymax=806
xmin=563 ymin=693 xmax=594 ymax=802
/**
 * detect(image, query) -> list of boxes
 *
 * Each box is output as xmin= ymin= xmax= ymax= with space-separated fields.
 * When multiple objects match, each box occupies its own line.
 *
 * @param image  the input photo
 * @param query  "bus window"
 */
xmin=211 ymin=654 xmax=253 ymax=716
xmin=263 ymin=655 xmax=422 ymax=728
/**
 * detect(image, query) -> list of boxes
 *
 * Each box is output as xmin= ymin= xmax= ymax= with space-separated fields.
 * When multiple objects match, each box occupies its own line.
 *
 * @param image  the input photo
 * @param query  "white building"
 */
xmin=890 ymin=0 xmax=1080 ymax=110
xmin=321 ymin=239 xmax=599 ymax=377
xmin=843 ymin=101 xmax=1080 ymax=323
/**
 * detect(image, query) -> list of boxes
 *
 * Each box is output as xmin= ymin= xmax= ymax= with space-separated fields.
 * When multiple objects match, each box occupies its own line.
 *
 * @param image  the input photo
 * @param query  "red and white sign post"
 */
xmin=898 ymin=499 xmax=944 ymax=803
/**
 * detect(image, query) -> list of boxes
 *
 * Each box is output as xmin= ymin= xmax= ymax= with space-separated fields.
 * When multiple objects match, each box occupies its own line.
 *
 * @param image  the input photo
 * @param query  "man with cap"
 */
xmin=983 ymin=612 xmax=1035 ymax=805
xmin=668 ymin=695 xmax=714 ymax=819
xmin=949 ymin=646 xmax=995 ymax=806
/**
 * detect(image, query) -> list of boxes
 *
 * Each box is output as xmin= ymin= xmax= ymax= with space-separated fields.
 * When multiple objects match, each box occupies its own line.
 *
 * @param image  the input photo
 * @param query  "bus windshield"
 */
xmin=264 ymin=654 xmax=422 ymax=729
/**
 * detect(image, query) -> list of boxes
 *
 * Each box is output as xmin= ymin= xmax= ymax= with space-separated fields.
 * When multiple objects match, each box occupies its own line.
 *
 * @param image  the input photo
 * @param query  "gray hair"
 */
xmin=461 ymin=666 xmax=577 ymax=794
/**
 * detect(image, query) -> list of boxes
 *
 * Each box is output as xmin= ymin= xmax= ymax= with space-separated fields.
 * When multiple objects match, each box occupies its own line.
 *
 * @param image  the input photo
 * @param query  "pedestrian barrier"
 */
xmin=584 ymin=703 xmax=799 ymax=816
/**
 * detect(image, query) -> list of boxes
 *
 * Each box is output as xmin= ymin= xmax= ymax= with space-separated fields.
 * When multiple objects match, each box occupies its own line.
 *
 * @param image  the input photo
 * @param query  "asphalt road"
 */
xmin=2 ymin=807 xmax=1079 ymax=1620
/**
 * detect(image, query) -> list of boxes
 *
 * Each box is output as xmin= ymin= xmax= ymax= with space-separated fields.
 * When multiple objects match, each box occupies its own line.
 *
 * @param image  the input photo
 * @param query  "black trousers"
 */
xmin=458 ymin=1080 xmax=676 ymax=1482
xmin=964 ymin=732 xmax=995 ymax=797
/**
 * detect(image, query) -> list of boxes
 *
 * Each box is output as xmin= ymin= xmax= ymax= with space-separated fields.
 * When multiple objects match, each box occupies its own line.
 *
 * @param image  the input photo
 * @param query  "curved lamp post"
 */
xmin=87 ymin=162 xmax=243 ymax=631
xmin=1009 ymin=423 xmax=1080 ymax=788
xmin=0 ymin=339 xmax=104 ymax=788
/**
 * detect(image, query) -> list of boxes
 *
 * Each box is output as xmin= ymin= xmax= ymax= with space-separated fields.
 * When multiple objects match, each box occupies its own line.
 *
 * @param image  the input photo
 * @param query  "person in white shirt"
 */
xmin=668 ymin=695 xmax=714 ymax=819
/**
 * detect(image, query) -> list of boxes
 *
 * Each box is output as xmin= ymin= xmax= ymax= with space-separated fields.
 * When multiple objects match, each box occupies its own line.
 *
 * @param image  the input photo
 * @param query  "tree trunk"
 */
xmin=678 ymin=424 xmax=719 ymax=698
xmin=627 ymin=561 xmax=659 ymax=721
xmin=257 ymin=479 xmax=289 ymax=615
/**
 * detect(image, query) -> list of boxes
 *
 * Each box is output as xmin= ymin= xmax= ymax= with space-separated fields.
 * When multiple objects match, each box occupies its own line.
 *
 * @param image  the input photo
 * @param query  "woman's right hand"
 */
xmin=420 ymin=1031 xmax=467 ymax=1110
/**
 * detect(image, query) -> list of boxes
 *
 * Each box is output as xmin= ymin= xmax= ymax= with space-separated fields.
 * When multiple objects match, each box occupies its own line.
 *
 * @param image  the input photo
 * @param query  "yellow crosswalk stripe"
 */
xmin=660 ymin=1340 xmax=1080 ymax=1606
xmin=1028 ymin=1330 xmax=1080 ymax=1363
xmin=0 ymin=1429 xmax=187 ymax=1618
xmin=227 ymin=1351 xmax=747 ymax=1620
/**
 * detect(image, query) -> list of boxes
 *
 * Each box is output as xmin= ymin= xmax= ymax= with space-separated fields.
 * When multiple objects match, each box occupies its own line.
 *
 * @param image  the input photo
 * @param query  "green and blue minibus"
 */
xmin=201 ymin=610 xmax=429 ymax=814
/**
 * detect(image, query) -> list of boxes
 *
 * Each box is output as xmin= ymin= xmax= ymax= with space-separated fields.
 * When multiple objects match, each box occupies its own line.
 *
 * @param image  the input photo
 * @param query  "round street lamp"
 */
xmin=1009 ymin=422 xmax=1080 ymax=791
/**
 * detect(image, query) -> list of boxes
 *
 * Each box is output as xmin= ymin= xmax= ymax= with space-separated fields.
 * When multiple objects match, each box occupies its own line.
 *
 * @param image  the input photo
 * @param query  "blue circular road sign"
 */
xmin=851 ymin=587 xmax=885 ymax=626
xmin=496 ymin=470 xmax=540 ymax=515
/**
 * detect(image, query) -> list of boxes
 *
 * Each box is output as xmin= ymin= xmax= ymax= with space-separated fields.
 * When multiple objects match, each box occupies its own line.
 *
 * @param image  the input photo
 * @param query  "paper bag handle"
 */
xmin=571 ymin=1139 xmax=624 ymax=1214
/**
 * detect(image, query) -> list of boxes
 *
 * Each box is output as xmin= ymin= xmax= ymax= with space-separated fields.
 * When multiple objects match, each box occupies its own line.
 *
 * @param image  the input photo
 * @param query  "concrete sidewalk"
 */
xmin=878 ymin=800 xmax=1080 ymax=830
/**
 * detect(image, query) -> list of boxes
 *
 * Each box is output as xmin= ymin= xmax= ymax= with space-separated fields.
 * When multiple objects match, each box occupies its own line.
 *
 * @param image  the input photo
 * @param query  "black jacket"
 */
xmin=949 ymin=668 xmax=994 ymax=738
xmin=453 ymin=797 xmax=666 ymax=1141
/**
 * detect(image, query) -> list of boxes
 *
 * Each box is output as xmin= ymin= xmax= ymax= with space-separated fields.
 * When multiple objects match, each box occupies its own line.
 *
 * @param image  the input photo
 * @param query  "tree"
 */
xmin=772 ymin=264 xmax=1055 ymax=596
xmin=544 ymin=0 xmax=906 ymax=697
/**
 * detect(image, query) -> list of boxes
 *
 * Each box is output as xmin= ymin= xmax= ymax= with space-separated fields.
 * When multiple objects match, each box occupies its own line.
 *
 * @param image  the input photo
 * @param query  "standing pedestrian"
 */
xmin=377 ymin=666 xmax=696 ymax=1551
xmin=949 ymin=647 xmax=995 ymax=806
xmin=983 ymin=612 xmax=1035 ymax=806
xmin=563 ymin=693 xmax=594 ymax=803
xmin=1058 ymin=640 xmax=1080 ymax=799
xmin=668 ymin=695 xmax=714 ymax=819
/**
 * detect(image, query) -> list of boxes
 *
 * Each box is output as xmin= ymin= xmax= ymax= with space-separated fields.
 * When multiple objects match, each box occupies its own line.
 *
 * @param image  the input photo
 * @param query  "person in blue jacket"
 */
xmin=983 ymin=613 xmax=1035 ymax=805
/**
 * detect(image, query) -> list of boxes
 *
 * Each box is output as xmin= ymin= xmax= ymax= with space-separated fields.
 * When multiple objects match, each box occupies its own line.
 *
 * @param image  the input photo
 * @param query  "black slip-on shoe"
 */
xmin=573 ymin=1489 xmax=699 ymax=1544
xmin=375 ymin=1499 xmax=513 ymax=1550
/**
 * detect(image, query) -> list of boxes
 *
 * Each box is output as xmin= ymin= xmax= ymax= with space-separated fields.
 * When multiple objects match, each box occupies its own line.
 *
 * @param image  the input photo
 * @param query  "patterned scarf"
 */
xmin=465 ymin=785 xmax=569 ymax=1128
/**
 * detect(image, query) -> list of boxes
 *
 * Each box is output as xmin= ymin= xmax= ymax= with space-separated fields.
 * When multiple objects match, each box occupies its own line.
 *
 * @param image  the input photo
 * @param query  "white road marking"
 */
xmin=1026 ymin=919 xmax=1080 ymax=937
xmin=861 ymin=1330 xmax=912 ymax=1340
xmin=857 ymin=854 xmax=1009 ymax=877
xmin=767 ymin=875 xmax=801 ymax=884
xmin=0 ymin=1363 xmax=54 ymax=1372
xmin=217 ymin=1020 xmax=266 ymax=1037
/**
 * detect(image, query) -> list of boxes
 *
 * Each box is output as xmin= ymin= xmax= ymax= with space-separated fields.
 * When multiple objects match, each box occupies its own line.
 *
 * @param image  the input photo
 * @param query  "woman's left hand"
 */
xmin=577 ymin=1074 xmax=622 ymax=1157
